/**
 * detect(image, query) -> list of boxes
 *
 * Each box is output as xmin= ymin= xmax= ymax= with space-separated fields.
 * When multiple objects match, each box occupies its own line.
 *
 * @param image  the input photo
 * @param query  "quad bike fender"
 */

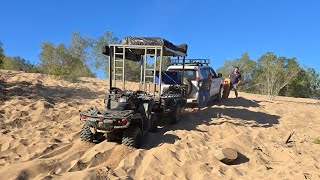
xmin=113 ymin=121 xmax=131 ymax=129
xmin=128 ymin=115 xmax=144 ymax=132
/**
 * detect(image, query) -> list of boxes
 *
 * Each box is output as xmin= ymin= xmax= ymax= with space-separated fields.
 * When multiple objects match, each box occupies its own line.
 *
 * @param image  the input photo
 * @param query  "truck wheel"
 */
xmin=170 ymin=103 xmax=182 ymax=124
xmin=80 ymin=124 xmax=94 ymax=142
xmin=150 ymin=115 xmax=159 ymax=133
xmin=122 ymin=126 xmax=142 ymax=148
xmin=216 ymin=87 xmax=222 ymax=102
xmin=183 ymin=77 xmax=193 ymax=97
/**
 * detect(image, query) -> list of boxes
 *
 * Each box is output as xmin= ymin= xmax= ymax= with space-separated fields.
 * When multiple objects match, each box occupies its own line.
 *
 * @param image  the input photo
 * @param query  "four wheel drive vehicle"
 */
xmin=79 ymin=37 xmax=188 ymax=148
xmin=164 ymin=59 xmax=223 ymax=104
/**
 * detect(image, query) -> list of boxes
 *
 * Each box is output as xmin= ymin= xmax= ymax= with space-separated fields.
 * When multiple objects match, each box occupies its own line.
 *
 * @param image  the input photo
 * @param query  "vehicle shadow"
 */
xmin=142 ymin=131 xmax=181 ymax=150
xmin=218 ymin=97 xmax=261 ymax=108
xmin=143 ymin=96 xmax=280 ymax=149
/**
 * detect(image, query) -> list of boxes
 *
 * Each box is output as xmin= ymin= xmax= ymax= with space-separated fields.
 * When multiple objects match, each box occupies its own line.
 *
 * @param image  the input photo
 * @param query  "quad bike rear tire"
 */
xmin=80 ymin=124 xmax=94 ymax=142
xmin=149 ymin=115 xmax=159 ymax=133
xmin=169 ymin=103 xmax=182 ymax=124
xmin=122 ymin=126 xmax=143 ymax=148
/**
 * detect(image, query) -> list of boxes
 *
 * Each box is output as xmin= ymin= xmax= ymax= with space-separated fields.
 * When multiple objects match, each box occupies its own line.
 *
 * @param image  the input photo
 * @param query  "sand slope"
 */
xmin=0 ymin=70 xmax=319 ymax=180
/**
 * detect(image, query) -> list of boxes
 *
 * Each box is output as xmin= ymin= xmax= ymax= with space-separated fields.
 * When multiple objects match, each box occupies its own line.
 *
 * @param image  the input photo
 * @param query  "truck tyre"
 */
xmin=216 ymin=86 xmax=222 ymax=102
xmin=122 ymin=126 xmax=142 ymax=148
xmin=170 ymin=103 xmax=182 ymax=124
xmin=183 ymin=77 xmax=193 ymax=97
xmin=150 ymin=115 xmax=159 ymax=133
xmin=80 ymin=124 xmax=94 ymax=142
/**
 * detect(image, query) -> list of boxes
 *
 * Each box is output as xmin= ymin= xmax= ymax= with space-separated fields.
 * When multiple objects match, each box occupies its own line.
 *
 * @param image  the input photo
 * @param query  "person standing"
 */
xmin=197 ymin=74 xmax=212 ymax=111
xmin=229 ymin=67 xmax=241 ymax=98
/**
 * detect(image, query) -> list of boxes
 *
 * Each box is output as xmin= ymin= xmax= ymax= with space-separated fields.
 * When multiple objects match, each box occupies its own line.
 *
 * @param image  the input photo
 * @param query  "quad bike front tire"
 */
xmin=80 ymin=124 xmax=94 ymax=142
xmin=122 ymin=126 xmax=143 ymax=148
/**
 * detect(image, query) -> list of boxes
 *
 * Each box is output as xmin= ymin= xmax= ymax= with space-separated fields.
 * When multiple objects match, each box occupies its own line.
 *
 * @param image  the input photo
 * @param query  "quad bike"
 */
xmin=80 ymin=89 xmax=158 ymax=148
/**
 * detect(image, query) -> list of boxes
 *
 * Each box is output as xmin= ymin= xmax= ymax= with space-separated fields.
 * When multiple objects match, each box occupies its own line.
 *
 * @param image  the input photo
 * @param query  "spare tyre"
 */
xmin=183 ymin=77 xmax=193 ymax=97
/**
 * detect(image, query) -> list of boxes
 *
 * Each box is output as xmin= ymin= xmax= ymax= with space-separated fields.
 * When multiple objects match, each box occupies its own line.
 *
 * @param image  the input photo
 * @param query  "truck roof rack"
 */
xmin=170 ymin=59 xmax=210 ymax=66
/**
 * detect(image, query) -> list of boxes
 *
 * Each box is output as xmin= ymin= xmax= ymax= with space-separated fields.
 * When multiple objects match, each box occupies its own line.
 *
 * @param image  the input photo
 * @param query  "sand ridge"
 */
xmin=0 ymin=70 xmax=320 ymax=179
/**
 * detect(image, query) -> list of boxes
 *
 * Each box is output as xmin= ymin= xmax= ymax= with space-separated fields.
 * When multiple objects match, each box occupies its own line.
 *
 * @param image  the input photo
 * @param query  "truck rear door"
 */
xmin=209 ymin=68 xmax=220 ymax=95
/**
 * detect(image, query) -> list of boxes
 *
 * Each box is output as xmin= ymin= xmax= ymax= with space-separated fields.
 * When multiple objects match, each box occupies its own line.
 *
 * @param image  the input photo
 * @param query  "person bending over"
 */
xmin=197 ymin=74 xmax=212 ymax=111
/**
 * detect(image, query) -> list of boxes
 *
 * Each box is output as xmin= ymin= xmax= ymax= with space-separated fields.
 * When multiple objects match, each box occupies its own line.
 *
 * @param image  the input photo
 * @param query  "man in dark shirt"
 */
xmin=229 ymin=67 xmax=241 ymax=98
xmin=197 ymin=74 xmax=212 ymax=110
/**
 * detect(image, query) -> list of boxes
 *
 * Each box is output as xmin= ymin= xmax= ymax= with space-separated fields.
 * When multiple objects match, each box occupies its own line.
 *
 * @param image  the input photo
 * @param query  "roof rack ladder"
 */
xmin=142 ymin=47 xmax=154 ymax=94
xmin=142 ymin=47 xmax=147 ymax=92
xmin=113 ymin=46 xmax=125 ymax=90
xmin=141 ymin=47 xmax=160 ymax=97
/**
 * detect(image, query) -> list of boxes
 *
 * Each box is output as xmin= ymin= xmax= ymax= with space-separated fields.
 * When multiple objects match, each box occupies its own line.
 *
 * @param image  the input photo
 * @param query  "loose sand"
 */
xmin=0 ymin=70 xmax=319 ymax=180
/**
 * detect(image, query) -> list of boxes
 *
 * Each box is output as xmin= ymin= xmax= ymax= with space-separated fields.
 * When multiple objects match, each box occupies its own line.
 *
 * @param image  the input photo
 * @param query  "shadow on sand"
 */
xmin=228 ymin=152 xmax=250 ymax=165
xmin=142 ymin=96 xmax=280 ymax=149
xmin=218 ymin=97 xmax=262 ymax=108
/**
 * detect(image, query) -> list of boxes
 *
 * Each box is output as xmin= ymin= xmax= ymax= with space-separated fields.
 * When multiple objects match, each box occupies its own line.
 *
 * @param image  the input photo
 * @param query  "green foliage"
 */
xmin=90 ymin=31 xmax=119 ymax=77
xmin=154 ymin=56 xmax=171 ymax=71
xmin=217 ymin=53 xmax=254 ymax=77
xmin=2 ymin=56 xmax=41 ymax=73
xmin=217 ymin=52 xmax=320 ymax=99
xmin=113 ymin=57 xmax=171 ymax=83
xmin=69 ymin=32 xmax=91 ymax=62
xmin=314 ymin=138 xmax=320 ymax=144
xmin=280 ymin=68 xmax=311 ymax=98
xmin=89 ymin=31 xmax=171 ymax=82
xmin=0 ymin=41 xmax=4 ymax=68
xmin=254 ymin=53 xmax=301 ymax=99
xmin=39 ymin=33 xmax=95 ymax=82
xmin=306 ymin=68 xmax=320 ymax=98
xmin=217 ymin=53 xmax=256 ymax=91
xmin=125 ymin=61 xmax=141 ymax=82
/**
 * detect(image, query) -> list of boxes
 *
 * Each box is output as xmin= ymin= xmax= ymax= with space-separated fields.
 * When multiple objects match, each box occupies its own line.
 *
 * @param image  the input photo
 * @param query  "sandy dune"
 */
xmin=0 ymin=70 xmax=319 ymax=180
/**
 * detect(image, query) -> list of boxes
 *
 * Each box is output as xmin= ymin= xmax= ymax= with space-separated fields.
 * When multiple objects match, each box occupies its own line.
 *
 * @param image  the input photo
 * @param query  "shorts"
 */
xmin=232 ymin=83 xmax=238 ymax=89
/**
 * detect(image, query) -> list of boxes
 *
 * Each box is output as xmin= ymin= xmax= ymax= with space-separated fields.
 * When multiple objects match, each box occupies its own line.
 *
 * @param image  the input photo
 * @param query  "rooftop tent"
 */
xmin=120 ymin=37 xmax=188 ymax=55
xmin=103 ymin=37 xmax=188 ymax=61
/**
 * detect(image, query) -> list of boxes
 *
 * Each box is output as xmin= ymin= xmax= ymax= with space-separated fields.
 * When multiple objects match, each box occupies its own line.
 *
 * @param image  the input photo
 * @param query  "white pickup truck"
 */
xmin=163 ymin=59 xmax=223 ymax=104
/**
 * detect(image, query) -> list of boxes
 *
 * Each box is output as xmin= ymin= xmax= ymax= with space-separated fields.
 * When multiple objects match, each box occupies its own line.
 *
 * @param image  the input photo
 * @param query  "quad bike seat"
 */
xmin=106 ymin=102 xmax=130 ymax=112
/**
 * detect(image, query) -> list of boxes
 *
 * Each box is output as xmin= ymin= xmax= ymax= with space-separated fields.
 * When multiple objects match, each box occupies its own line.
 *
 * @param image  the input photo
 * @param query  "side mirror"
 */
xmin=218 ymin=73 xmax=222 ymax=78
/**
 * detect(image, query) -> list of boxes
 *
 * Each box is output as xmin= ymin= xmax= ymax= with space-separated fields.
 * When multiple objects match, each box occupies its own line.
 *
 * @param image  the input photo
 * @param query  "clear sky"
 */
xmin=1 ymin=0 xmax=319 ymax=78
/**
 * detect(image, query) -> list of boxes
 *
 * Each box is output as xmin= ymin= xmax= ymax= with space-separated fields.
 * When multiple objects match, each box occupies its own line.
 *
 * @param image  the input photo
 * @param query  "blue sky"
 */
xmin=1 ymin=0 xmax=319 ymax=78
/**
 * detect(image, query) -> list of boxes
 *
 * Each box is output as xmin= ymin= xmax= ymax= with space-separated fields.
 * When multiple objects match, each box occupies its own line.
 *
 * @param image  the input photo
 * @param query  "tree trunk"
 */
xmin=214 ymin=148 xmax=238 ymax=164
